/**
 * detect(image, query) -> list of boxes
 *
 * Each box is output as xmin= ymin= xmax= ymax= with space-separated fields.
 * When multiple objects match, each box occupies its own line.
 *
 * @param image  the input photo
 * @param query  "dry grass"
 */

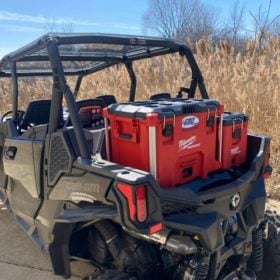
xmin=0 ymin=36 xmax=279 ymax=198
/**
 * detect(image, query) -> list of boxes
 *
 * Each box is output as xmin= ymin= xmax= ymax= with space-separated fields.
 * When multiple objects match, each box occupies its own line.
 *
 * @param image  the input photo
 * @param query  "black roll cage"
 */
xmin=0 ymin=33 xmax=209 ymax=161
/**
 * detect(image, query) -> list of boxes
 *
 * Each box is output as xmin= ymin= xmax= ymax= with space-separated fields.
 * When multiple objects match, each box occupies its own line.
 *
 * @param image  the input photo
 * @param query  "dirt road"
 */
xmin=0 ymin=198 xmax=279 ymax=280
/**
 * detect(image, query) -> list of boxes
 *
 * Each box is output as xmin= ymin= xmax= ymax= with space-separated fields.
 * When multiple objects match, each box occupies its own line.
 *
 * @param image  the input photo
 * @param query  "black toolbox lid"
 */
xmin=107 ymin=98 xmax=220 ymax=119
xmin=222 ymin=112 xmax=248 ymax=126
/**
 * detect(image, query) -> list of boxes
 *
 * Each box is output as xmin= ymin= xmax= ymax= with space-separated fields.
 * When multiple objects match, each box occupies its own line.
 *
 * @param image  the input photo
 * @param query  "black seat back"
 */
xmin=66 ymin=98 xmax=106 ymax=129
xmin=96 ymin=95 xmax=117 ymax=106
xmin=76 ymin=98 xmax=106 ymax=110
xmin=21 ymin=100 xmax=51 ymax=130
xmin=150 ymin=93 xmax=171 ymax=100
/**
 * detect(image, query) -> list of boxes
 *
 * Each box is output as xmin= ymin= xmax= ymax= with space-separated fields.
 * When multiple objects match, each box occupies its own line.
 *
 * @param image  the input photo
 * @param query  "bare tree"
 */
xmin=249 ymin=0 xmax=280 ymax=49
xmin=43 ymin=17 xmax=75 ymax=33
xmin=227 ymin=0 xmax=246 ymax=50
xmin=270 ymin=20 xmax=280 ymax=36
xmin=189 ymin=1 xmax=220 ymax=41
xmin=143 ymin=0 xmax=195 ymax=40
xmin=143 ymin=0 xmax=220 ymax=43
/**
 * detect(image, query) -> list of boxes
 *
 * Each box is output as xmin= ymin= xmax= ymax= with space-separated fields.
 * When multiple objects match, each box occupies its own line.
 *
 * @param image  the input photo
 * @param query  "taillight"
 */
xmin=264 ymin=142 xmax=270 ymax=167
xmin=117 ymin=184 xmax=148 ymax=223
xmin=263 ymin=141 xmax=272 ymax=179
xmin=117 ymin=184 xmax=136 ymax=221
xmin=136 ymin=186 xmax=147 ymax=222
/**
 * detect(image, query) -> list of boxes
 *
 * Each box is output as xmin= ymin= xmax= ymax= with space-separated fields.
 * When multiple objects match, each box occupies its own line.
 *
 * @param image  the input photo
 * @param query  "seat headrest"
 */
xmin=150 ymin=93 xmax=171 ymax=100
xmin=21 ymin=99 xmax=51 ymax=129
xmin=96 ymin=95 xmax=117 ymax=106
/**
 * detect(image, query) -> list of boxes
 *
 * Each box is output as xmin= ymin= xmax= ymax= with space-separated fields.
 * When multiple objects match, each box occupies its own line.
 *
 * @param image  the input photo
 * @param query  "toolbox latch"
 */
xmin=206 ymin=107 xmax=217 ymax=127
xmin=162 ymin=112 xmax=176 ymax=137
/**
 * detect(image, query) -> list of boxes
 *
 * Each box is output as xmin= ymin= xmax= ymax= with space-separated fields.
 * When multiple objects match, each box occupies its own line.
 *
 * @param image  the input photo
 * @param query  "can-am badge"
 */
xmin=182 ymin=116 xmax=199 ymax=128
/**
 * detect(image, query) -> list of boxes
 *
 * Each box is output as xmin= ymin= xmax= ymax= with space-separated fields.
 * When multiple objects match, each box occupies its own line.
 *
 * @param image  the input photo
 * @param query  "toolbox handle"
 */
xmin=114 ymin=120 xmax=139 ymax=142
xmin=116 ymin=130 xmax=138 ymax=142
xmin=118 ymin=133 xmax=133 ymax=140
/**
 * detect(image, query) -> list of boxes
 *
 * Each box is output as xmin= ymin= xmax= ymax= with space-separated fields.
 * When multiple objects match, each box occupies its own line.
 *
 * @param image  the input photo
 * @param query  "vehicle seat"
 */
xmin=150 ymin=93 xmax=171 ymax=100
xmin=20 ymin=99 xmax=51 ymax=130
xmin=77 ymin=99 xmax=107 ymax=156
xmin=76 ymin=98 xmax=106 ymax=110
xmin=96 ymin=95 xmax=117 ymax=106
xmin=65 ymin=98 xmax=106 ymax=129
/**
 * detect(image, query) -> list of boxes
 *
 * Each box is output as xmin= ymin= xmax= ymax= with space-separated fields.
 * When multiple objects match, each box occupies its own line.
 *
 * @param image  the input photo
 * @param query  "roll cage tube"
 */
xmin=73 ymin=51 xmax=204 ymax=103
xmin=11 ymin=61 xmax=19 ymax=123
xmin=74 ymin=75 xmax=83 ymax=98
xmin=46 ymin=38 xmax=91 ymax=161
xmin=73 ymin=62 xmax=137 ymax=103
xmin=125 ymin=62 xmax=137 ymax=102
xmin=183 ymin=48 xmax=209 ymax=99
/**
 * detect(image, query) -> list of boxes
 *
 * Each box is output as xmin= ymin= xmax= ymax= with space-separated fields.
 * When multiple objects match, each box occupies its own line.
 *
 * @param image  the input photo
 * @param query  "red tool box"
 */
xmin=104 ymin=99 xmax=224 ymax=188
xmin=221 ymin=112 xmax=248 ymax=170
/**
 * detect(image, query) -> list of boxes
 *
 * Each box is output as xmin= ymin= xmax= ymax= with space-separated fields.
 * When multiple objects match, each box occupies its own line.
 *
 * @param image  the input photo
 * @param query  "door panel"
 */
xmin=3 ymin=125 xmax=46 ymax=221
xmin=0 ymin=122 xmax=8 ymax=188
xmin=4 ymin=138 xmax=41 ymax=198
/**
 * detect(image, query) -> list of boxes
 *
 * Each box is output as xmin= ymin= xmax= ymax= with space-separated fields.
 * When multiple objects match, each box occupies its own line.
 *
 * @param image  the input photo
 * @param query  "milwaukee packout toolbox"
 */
xmin=104 ymin=99 xmax=224 ymax=188
xmin=221 ymin=112 xmax=248 ymax=169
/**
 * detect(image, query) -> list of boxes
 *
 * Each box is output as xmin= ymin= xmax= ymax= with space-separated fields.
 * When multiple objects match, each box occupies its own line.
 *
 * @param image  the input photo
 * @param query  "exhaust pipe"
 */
xmin=165 ymin=235 xmax=197 ymax=255
xmin=127 ymin=229 xmax=197 ymax=255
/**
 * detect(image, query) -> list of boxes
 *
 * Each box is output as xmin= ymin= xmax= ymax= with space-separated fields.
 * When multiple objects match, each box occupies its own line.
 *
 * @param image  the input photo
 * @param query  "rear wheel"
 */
xmin=257 ymin=210 xmax=280 ymax=280
xmin=88 ymin=220 xmax=162 ymax=279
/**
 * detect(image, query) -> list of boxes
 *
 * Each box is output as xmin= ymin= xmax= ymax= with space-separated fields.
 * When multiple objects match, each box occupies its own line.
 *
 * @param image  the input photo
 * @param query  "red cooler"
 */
xmin=221 ymin=112 xmax=248 ymax=169
xmin=104 ymin=99 xmax=224 ymax=188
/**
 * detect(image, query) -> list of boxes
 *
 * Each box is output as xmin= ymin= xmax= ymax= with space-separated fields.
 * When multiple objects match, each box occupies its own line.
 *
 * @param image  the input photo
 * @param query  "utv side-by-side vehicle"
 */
xmin=0 ymin=33 xmax=278 ymax=280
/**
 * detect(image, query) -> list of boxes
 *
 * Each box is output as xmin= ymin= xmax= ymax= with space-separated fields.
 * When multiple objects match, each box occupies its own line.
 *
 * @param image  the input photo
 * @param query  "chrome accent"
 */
xmin=104 ymin=117 xmax=110 ymax=161
xmin=256 ymin=136 xmax=265 ymax=158
xmin=149 ymin=126 xmax=157 ymax=178
xmin=125 ymin=228 xmax=197 ymax=255
xmin=125 ymin=228 xmax=169 ymax=245
xmin=218 ymin=113 xmax=223 ymax=162
xmin=165 ymin=235 xmax=197 ymax=255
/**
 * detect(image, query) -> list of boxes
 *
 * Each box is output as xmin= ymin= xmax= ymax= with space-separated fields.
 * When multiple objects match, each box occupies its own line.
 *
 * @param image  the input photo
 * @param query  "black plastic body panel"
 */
xmin=4 ymin=137 xmax=43 ymax=198
xmin=0 ymin=122 xmax=8 ymax=188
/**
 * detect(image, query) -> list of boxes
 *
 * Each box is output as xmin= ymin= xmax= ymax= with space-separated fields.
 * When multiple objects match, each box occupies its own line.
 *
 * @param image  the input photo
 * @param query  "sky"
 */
xmin=0 ymin=0 xmax=280 ymax=57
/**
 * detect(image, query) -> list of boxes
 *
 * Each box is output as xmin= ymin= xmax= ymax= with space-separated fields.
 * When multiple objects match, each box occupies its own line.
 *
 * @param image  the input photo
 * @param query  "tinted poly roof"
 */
xmin=0 ymin=33 xmax=187 ymax=77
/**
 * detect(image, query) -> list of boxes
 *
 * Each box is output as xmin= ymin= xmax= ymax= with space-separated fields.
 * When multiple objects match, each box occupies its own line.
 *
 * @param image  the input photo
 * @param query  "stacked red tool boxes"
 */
xmin=104 ymin=99 xmax=225 ymax=188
